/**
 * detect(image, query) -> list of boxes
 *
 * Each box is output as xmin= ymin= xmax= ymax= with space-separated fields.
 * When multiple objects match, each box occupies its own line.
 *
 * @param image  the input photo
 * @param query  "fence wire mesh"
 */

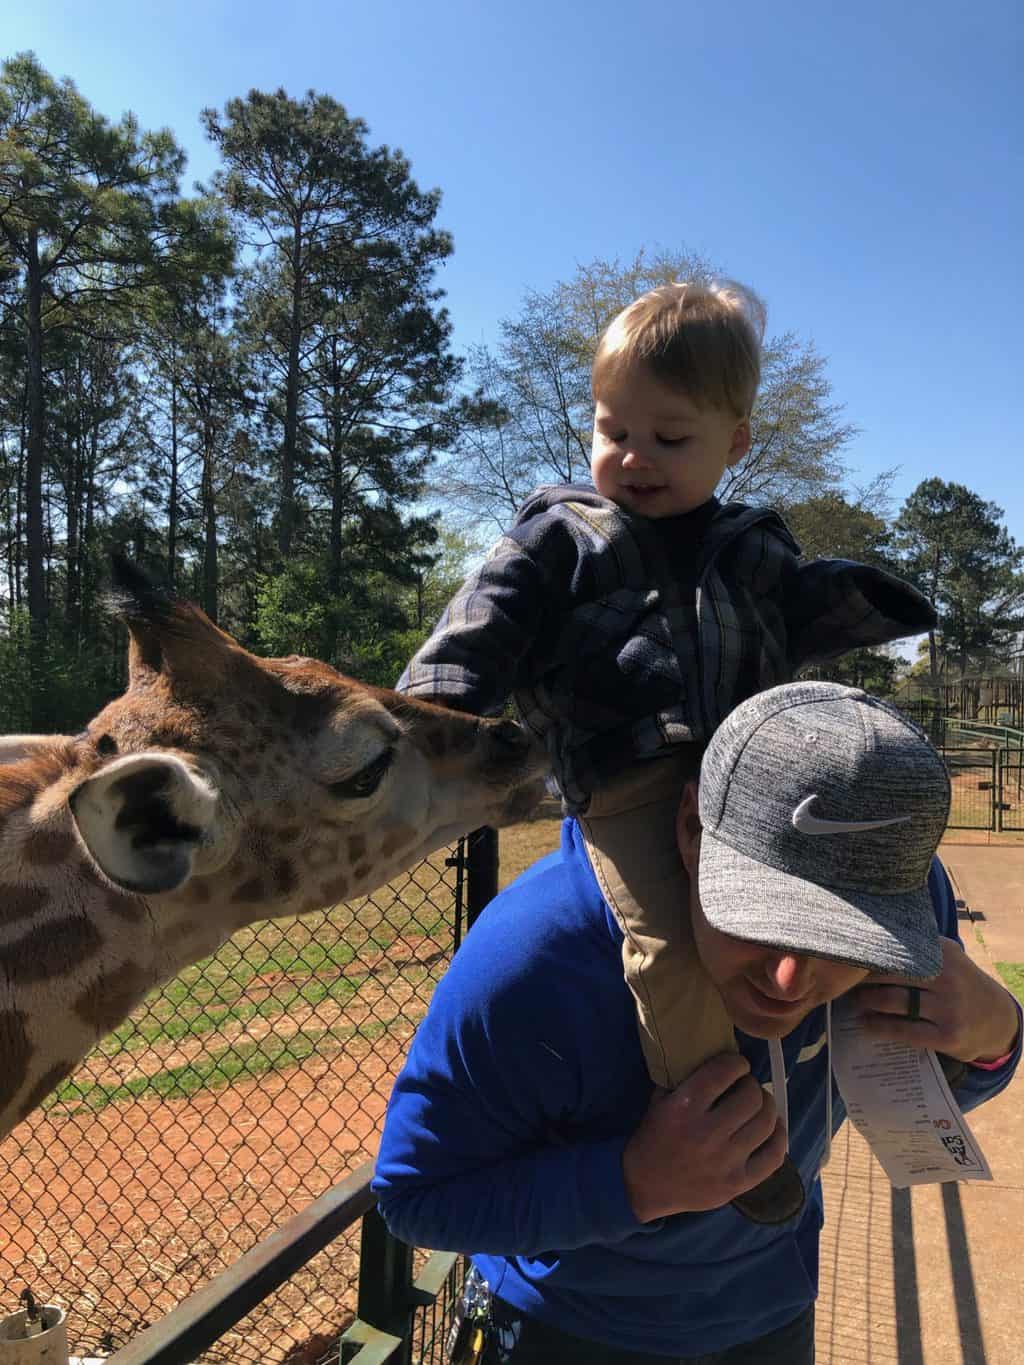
xmin=943 ymin=748 xmax=998 ymax=830
xmin=894 ymin=703 xmax=1024 ymax=833
xmin=0 ymin=834 xmax=481 ymax=1363
xmin=999 ymin=753 xmax=1024 ymax=832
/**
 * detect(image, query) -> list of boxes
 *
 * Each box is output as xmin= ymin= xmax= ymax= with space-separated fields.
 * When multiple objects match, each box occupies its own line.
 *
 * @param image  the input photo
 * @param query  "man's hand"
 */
xmin=851 ymin=937 xmax=1021 ymax=1065
xmin=622 ymin=1053 xmax=787 ymax=1223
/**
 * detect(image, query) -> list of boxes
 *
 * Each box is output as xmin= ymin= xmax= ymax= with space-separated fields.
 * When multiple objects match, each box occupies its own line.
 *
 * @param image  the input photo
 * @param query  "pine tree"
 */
xmin=894 ymin=478 xmax=1024 ymax=678
xmin=202 ymin=87 xmax=457 ymax=569
xmin=0 ymin=52 xmax=189 ymax=719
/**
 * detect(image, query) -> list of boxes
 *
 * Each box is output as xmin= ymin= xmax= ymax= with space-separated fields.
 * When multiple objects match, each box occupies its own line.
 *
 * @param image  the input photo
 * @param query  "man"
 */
xmin=373 ymin=683 xmax=1021 ymax=1363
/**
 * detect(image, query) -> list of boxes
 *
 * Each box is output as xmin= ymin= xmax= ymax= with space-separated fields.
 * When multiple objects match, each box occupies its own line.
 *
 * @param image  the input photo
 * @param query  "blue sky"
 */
xmin=6 ymin=0 xmax=1022 ymax=539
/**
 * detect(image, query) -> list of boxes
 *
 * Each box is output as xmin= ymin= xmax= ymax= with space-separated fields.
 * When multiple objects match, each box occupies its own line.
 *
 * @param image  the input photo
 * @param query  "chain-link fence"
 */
xmin=0 ymin=833 xmax=493 ymax=1363
xmin=893 ymin=703 xmax=1024 ymax=833
xmin=943 ymin=748 xmax=998 ymax=830
xmin=998 ymin=750 xmax=1024 ymax=832
xmin=893 ymin=698 xmax=948 ymax=749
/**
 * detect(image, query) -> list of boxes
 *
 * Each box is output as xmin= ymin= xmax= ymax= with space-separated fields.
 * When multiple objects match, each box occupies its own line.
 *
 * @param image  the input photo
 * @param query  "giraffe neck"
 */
xmin=0 ymin=768 xmax=398 ymax=1141
xmin=1 ymin=794 xmax=171 ymax=1139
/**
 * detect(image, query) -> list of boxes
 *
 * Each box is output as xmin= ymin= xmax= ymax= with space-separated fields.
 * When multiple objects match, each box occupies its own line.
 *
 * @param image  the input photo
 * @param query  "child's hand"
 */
xmin=850 ymin=938 xmax=1020 ymax=1065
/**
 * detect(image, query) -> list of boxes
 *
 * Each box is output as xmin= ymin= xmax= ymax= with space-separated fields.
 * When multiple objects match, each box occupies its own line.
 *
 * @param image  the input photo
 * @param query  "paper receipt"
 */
xmin=830 ymin=1002 xmax=992 ymax=1187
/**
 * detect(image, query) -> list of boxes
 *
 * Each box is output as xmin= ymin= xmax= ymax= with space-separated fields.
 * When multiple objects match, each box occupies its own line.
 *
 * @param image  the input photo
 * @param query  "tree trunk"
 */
xmin=80 ymin=426 xmax=98 ymax=643
xmin=2 ymin=447 xmax=13 ymax=614
xmin=927 ymin=549 xmax=941 ymax=702
xmin=326 ymin=338 xmax=343 ymax=661
xmin=168 ymin=366 xmax=179 ymax=585
xmin=14 ymin=381 xmax=26 ymax=609
xmin=25 ymin=230 xmax=48 ymax=724
xmin=201 ymin=421 xmax=218 ymax=622
xmin=278 ymin=220 xmax=304 ymax=558
xmin=65 ymin=364 xmax=83 ymax=644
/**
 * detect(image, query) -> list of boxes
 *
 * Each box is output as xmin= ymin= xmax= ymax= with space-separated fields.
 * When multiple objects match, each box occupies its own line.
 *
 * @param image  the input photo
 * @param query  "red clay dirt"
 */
xmin=0 ymin=983 xmax=422 ymax=1361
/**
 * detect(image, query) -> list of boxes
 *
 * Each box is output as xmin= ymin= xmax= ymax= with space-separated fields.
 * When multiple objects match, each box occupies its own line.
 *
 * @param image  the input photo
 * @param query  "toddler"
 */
xmin=398 ymin=281 xmax=935 ymax=1222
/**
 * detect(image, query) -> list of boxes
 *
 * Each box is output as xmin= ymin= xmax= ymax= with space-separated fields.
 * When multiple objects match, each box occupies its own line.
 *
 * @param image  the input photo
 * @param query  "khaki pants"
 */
xmin=579 ymin=755 xmax=736 ymax=1091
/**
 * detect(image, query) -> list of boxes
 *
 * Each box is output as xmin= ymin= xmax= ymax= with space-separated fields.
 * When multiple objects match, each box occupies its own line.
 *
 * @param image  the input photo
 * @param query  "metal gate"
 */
xmin=999 ymin=749 xmax=1024 ymax=832
xmin=941 ymin=748 xmax=1024 ymax=832
xmin=944 ymin=748 xmax=999 ymax=830
xmin=895 ymin=707 xmax=1024 ymax=834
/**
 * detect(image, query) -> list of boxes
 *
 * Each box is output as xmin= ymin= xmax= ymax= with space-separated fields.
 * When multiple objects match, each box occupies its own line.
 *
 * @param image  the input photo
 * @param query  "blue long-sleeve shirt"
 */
xmin=373 ymin=822 xmax=1021 ymax=1358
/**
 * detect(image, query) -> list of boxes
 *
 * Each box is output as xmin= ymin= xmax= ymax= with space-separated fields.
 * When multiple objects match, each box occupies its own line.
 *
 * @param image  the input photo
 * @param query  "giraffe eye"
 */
xmin=328 ymin=749 xmax=394 ymax=800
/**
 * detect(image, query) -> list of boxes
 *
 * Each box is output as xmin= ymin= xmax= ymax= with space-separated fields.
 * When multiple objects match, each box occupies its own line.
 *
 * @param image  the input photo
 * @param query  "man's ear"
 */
xmin=676 ymin=780 xmax=702 ymax=874
xmin=727 ymin=418 xmax=751 ymax=466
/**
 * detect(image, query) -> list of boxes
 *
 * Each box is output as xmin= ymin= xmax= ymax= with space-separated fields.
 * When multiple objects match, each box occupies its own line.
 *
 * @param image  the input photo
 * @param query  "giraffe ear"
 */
xmin=69 ymin=753 xmax=220 ymax=894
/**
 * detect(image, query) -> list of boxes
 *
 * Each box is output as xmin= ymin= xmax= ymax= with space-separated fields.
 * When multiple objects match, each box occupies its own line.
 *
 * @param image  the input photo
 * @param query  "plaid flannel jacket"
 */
xmin=398 ymin=485 xmax=935 ymax=811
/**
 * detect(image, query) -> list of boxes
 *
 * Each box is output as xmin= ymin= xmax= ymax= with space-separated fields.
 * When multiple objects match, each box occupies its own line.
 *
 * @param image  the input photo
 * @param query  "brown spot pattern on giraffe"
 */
xmin=232 ymin=876 xmax=267 ymax=904
xmin=173 ymin=918 xmax=204 ymax=943
xmin=73 ymin=962 xmax=156 ymax=1036
xmin=318 ymin=876 xmax=349 ymax=905
xmin=188 ymin=879 xmax=212 ymax=905
xmin=23 ymin=828 xmax=76 ymax=866
xmin=273 ymin=858 xmax=297 ymax=896
xmin=380 ymin=825 xmax=416 ymax=858
xmin=103 ymin=889 xmax=145 ymax=922
xmin=0 ymin=885 xmax=49 ymax=928
xmin=348 ymin=834 xmax=367 ymax=863
xmin=0 ymin=1009 xmax=32 ymax=1116
xmin=306 ymin=842 xmax=339 ymax=872
xmin=0 ymin=918 xmax=102 ymax=983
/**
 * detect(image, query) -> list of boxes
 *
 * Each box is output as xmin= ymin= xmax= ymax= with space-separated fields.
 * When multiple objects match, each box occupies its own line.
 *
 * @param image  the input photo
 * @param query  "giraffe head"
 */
xmin=0 ymin=560 xmax=545 ymax=1137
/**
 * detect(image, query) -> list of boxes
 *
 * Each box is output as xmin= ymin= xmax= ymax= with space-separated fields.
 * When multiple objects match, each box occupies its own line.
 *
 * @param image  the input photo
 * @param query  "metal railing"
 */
xmin=946 ymin=719 xmax=1024 ymax=752
xmin=105 ymin=1163 xmax=463 ymax=1365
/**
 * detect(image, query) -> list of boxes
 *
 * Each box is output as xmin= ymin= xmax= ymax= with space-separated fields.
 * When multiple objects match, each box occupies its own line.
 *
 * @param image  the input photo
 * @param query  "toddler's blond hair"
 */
xmin=592 ymin=280 xmax=766 ymax=418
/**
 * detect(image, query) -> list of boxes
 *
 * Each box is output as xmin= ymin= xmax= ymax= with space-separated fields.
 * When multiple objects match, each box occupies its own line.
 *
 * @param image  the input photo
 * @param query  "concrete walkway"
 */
xmin=815 ymin=841 xmax=1024 ymax=1365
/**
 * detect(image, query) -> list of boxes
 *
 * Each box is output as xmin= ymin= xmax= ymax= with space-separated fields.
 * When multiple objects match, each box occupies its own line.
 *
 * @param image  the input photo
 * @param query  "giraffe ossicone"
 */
xmin=0 ymin=558 xmax=546 ymax=1141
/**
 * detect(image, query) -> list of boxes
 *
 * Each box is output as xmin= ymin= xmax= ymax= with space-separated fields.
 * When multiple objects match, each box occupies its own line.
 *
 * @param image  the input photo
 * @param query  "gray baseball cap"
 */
xmin=697 ymin=681 xmax=951 ymax=978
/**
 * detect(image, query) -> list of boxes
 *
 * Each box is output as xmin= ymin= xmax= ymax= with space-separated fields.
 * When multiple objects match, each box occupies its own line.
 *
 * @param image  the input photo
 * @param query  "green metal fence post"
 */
xmin=341 ymin=1206 xmax=414 ymax=1365
xmin=466 ymin=826 xmax=499 ymax=930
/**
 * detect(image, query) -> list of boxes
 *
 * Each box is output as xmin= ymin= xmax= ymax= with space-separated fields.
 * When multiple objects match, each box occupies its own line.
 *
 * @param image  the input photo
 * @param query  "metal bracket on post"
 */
xmin=338 ymin=1320 xmax=404 ymax=1364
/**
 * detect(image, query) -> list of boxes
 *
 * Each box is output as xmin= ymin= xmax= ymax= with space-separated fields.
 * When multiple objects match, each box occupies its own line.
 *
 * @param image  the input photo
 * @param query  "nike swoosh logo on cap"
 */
xmin=791 ymin=795 xmax=912 ymax=836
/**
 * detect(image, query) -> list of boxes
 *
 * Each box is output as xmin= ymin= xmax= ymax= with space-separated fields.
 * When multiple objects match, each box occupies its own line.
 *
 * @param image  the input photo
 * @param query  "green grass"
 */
xmin=996 ymin=962 xmax=1024 ymax=1005
xmin=93 ymin=895 xmax=453 ymax=1056
xmin=44 ymin=848 xmax=464 ymax=1111
xmin=47 ymin=1013 xmax=422 ymax=1115
xmin=97 ymin=938 xmax=364 ymax=1054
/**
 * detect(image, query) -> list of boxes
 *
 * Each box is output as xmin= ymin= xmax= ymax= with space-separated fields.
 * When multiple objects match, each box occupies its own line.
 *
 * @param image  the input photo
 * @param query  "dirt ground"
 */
xmin=0 ymin=816 xmax=562 ymax=1364
xmin=0 ymin=934 xmax=447 ymax=1361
